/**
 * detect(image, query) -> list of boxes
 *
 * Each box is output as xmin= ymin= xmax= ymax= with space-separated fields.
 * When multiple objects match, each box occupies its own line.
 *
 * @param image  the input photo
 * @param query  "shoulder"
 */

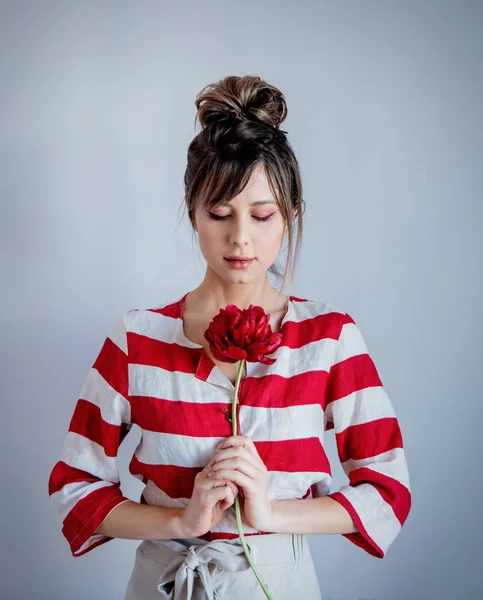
xmin=108 ymin=295 xmax=184 ymax=350
xmin=121 ymin=294 xmax=184 ymax=325
xmin=291 ymin=297 xmax=373 ymax=368
xmin=290 ymin=294 xmax=354 ymax=331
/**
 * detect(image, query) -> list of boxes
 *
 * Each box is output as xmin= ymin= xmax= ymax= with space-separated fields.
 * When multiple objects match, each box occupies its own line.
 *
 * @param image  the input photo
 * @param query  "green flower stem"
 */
xmin=231 ymin=358 xmax=273 ymax=600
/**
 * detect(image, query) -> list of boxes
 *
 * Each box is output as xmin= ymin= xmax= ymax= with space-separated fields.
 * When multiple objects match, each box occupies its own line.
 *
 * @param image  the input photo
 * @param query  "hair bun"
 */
xmin=194 ymin=75 xmax=288 ymax=132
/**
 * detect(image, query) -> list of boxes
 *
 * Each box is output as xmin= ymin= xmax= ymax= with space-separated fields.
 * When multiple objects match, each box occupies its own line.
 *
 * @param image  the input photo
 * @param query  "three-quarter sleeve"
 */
xmin=324 ymin=312 xmax=412 ymax=558
xmin=48 ymin=314 xmax=133 ymax=557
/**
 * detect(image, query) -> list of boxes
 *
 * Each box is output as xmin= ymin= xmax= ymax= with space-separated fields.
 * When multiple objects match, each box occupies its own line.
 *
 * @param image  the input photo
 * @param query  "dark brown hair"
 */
xmin=180 ymin=75 xmax=305 ymax=294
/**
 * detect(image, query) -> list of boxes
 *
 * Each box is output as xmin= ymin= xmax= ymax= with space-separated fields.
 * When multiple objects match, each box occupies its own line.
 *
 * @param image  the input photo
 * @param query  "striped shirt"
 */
xmin=48 ymin=292 xmax=411 ymax=559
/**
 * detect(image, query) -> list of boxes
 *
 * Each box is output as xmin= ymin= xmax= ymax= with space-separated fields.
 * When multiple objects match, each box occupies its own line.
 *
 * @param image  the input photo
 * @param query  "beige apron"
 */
xmin=124 ymin=532 xmax=321 ymax=599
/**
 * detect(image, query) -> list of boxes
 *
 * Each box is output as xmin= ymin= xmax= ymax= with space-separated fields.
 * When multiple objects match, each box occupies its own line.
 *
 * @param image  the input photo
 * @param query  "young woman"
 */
xmin=48 ymin=75 xmax=412 ymax=599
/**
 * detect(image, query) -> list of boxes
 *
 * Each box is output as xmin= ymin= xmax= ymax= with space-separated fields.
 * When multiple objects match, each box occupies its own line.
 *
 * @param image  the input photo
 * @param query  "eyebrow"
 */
xmin=224 ymin=199 xmax=276 ymax=206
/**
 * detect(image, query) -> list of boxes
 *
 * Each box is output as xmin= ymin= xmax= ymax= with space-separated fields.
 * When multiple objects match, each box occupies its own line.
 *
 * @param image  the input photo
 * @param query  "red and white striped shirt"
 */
xmin=48 ymin=292 xmax=411 ymax=559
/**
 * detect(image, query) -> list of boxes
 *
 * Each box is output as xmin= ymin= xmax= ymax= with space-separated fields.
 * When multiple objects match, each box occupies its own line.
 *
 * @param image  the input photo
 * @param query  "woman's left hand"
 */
xmin=208 ymin=435 xmax=274 ymax=531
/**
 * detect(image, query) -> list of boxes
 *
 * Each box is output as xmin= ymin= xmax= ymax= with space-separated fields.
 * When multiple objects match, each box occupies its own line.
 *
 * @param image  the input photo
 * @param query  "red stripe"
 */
xmin=328 ymin=491 xmax=384 ymax=558
xmin=242 ymin=371 xmax=329 ymax=407
xmin=92 ymin=336 xmax=128 ymax=399
xmin=281 ymin=312 xmax=343 ymax=349
xmin=128 ymin=332 xmax=201 ymax=374
xmin=129 ymin=455 xmax=200 ymax=499
xmin=128 ymin=438 xmax=331 ymax=499
xmin=326 ymin=353 xmax=382 ymax=404
xmin=67 ymin=399 xmax=128 ymax=457
xmin=62 ymin=486 xmax=128 ymax=556
xmin=130 ymin=370 xmax=328 ymax=431
xmin=347 ymin=466 xmax=412 ymax=526
xmin=147 ymin=301 xmax=181 ymax=319
xmin=49 ymin=460 xmax=101 ymax=496
xmin=335 ymin=417 xmax=403 ymax=463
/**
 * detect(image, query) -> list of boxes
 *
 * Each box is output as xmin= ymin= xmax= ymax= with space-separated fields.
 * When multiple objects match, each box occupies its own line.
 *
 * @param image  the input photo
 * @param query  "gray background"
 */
xmin=1 ymin=1 xmax=482 ymax=599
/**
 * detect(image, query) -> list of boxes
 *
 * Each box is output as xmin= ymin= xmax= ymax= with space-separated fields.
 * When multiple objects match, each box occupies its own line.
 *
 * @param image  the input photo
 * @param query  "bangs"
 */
xmin=194 ymin=157 xmax=280 ymax=212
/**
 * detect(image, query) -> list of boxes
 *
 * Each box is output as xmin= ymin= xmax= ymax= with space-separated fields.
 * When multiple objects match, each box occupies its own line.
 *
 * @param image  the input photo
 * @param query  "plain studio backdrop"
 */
xmin=1 ymin=1 xmax=481 ymax=599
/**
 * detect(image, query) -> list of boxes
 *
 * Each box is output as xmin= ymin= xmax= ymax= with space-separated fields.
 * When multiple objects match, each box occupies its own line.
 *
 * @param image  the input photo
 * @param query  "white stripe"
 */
xmin=128 ymin=339 xmax=335 ymax=398
xmin=51 ymin=478 xmax=120 ymax=523
xmin=128 ymin=364 xmax=228 ymax=403
xmin=107 ymin=316 xmax=128 ymax=354
xmin=341 ymin=447 xmax=411 ymax=491
xmin=253 ymin=337 xmax=336 ymax=379
xmin=79 ymin=368 xmax=131 ymax=424
xmin=239 ymin=403 xmax=324 ymax=442
xmin=329 ymin=385 xmax=396 ymax=433
xmin=75 ymin=534 xmax=104 ymax=555
xmin=334 ymin=321 xmax=369 ymax=363
xmin=126 ymin=304 xmax=199 ymax=347
xmin=334 ymin=483 xmax=401 ymax=554
xmin=135 ymin=404 xmax=324 ymax=467
xmin=266 ymin=471 xmax=331 ymax=501
xmin=141 ymin=471 xmax=332 ymax=513
xmin=290 ymin=298 xmax=345 ymax=324
xmin=60 ymin=431 xmax=120 ymax=482
xmin=125 ymin=298 xmax=343 ymax=350
xmin=310 ymin=478 xmax=332 ymax=498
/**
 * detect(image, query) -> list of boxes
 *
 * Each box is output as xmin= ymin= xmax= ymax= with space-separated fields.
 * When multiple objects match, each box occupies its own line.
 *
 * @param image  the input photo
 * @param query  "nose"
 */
xmin=228 ymin=216 xmax=250 ymax=247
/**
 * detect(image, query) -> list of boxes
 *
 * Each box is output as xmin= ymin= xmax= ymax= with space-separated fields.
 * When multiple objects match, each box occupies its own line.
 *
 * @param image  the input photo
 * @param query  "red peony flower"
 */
xmin=204 ymin=304 xmax=283 ymax=365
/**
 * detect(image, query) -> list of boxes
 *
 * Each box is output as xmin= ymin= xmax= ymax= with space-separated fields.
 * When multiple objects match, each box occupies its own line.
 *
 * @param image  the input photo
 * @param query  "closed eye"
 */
xmin=209 ymin=213 xmax=275 ymax=222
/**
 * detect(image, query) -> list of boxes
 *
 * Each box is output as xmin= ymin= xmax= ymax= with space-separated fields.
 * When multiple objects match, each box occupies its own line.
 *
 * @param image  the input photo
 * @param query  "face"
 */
xmin=191 ymin=165 xmax=288 ymax=284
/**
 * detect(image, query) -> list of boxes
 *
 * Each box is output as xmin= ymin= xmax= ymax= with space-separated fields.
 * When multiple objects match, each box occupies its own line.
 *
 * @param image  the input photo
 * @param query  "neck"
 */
xmin=187 ymin=269 xmax=286 ymax=314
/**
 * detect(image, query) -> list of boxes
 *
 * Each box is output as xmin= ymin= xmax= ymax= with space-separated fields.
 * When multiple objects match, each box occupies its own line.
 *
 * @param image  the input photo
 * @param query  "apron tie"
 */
xmin=156 ymin=538 xmax=259 ymax=599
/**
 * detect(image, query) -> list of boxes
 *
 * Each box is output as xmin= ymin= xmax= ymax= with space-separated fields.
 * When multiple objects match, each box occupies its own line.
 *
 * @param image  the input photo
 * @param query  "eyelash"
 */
xmin=209 ymin=213 xmax=274 ymax=222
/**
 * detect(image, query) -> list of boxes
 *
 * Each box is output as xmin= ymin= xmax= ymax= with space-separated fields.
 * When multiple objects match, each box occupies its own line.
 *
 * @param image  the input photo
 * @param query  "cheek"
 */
xmin=197 ymin=228 xmax=224 ymax=261
xmin=259 ymin=225 xmax=285 ymax=248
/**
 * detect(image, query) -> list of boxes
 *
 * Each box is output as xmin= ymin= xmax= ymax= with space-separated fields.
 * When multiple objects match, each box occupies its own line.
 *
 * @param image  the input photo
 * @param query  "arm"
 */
xmin=94 ymin=499 xmax=189 ymax=540
xmin=47 ymin=313 xmax=189 ymax=556
xmin=323 ymin=312 xmax=411 ymax=557
xmin=270 ymin=495 xmax=358 ymax=535
xmin=272 ymin=312 xmax=411 ymax=558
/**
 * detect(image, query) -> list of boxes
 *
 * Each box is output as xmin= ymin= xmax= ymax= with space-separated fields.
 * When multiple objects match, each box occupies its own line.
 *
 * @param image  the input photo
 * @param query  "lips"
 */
xmin=225 ymin=256 xmax=254 ymax=261
xmin=224 ymin=257 xmax=254 ymax=269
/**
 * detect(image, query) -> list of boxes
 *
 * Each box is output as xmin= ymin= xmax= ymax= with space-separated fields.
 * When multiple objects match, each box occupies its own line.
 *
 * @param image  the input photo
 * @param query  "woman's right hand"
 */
xmin=179 ymin=455 xmax=239 ymax=538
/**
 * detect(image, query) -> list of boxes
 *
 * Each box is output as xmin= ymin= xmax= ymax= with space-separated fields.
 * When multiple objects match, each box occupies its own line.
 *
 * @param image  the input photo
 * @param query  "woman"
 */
xmin=48 ymin=75 xmax=412 ymax=599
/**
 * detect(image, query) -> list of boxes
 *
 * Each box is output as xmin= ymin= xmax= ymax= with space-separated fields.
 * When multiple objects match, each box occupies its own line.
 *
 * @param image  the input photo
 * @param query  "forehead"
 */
xmin=222 ymin=166 xmax=276 ymax=208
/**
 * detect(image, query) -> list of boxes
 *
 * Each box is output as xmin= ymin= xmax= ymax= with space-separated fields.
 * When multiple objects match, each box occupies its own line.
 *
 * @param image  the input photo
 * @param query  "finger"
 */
xmin=211 ymin=481 xmax=237 ymax=509
xmin=208 ymin=485 xmax=234 ymax=506
xmin=212 ymin=454 xmax=265 ymax=477
xmin=205 ymin=470 xmax=239 ymax=499
xmin=212 ymin=476 xmax=239 ymax=501
xmin=226 ymin=479 xmax=238 ymax=497
xmin=209 ymin=469 xmax=253 ymax=490
xmin=218 ymin=435 xmax=252 ymax=450
xmin=219 ymin=436 xmax=262 ymax=463
xmin=205 ymin=456 xmax=217 ymax=471
xmin=223 ymin=484 xmax=236 ymax=508
xmin=214 ymin=446 xmax=265 ymax=474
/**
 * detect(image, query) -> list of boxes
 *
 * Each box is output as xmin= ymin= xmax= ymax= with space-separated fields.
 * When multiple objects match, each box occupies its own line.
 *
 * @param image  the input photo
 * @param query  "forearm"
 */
xmin=94 ymin=500 xmax=190 ymax=540
xmin=269 ymin=496 xmax=359 ymax=535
